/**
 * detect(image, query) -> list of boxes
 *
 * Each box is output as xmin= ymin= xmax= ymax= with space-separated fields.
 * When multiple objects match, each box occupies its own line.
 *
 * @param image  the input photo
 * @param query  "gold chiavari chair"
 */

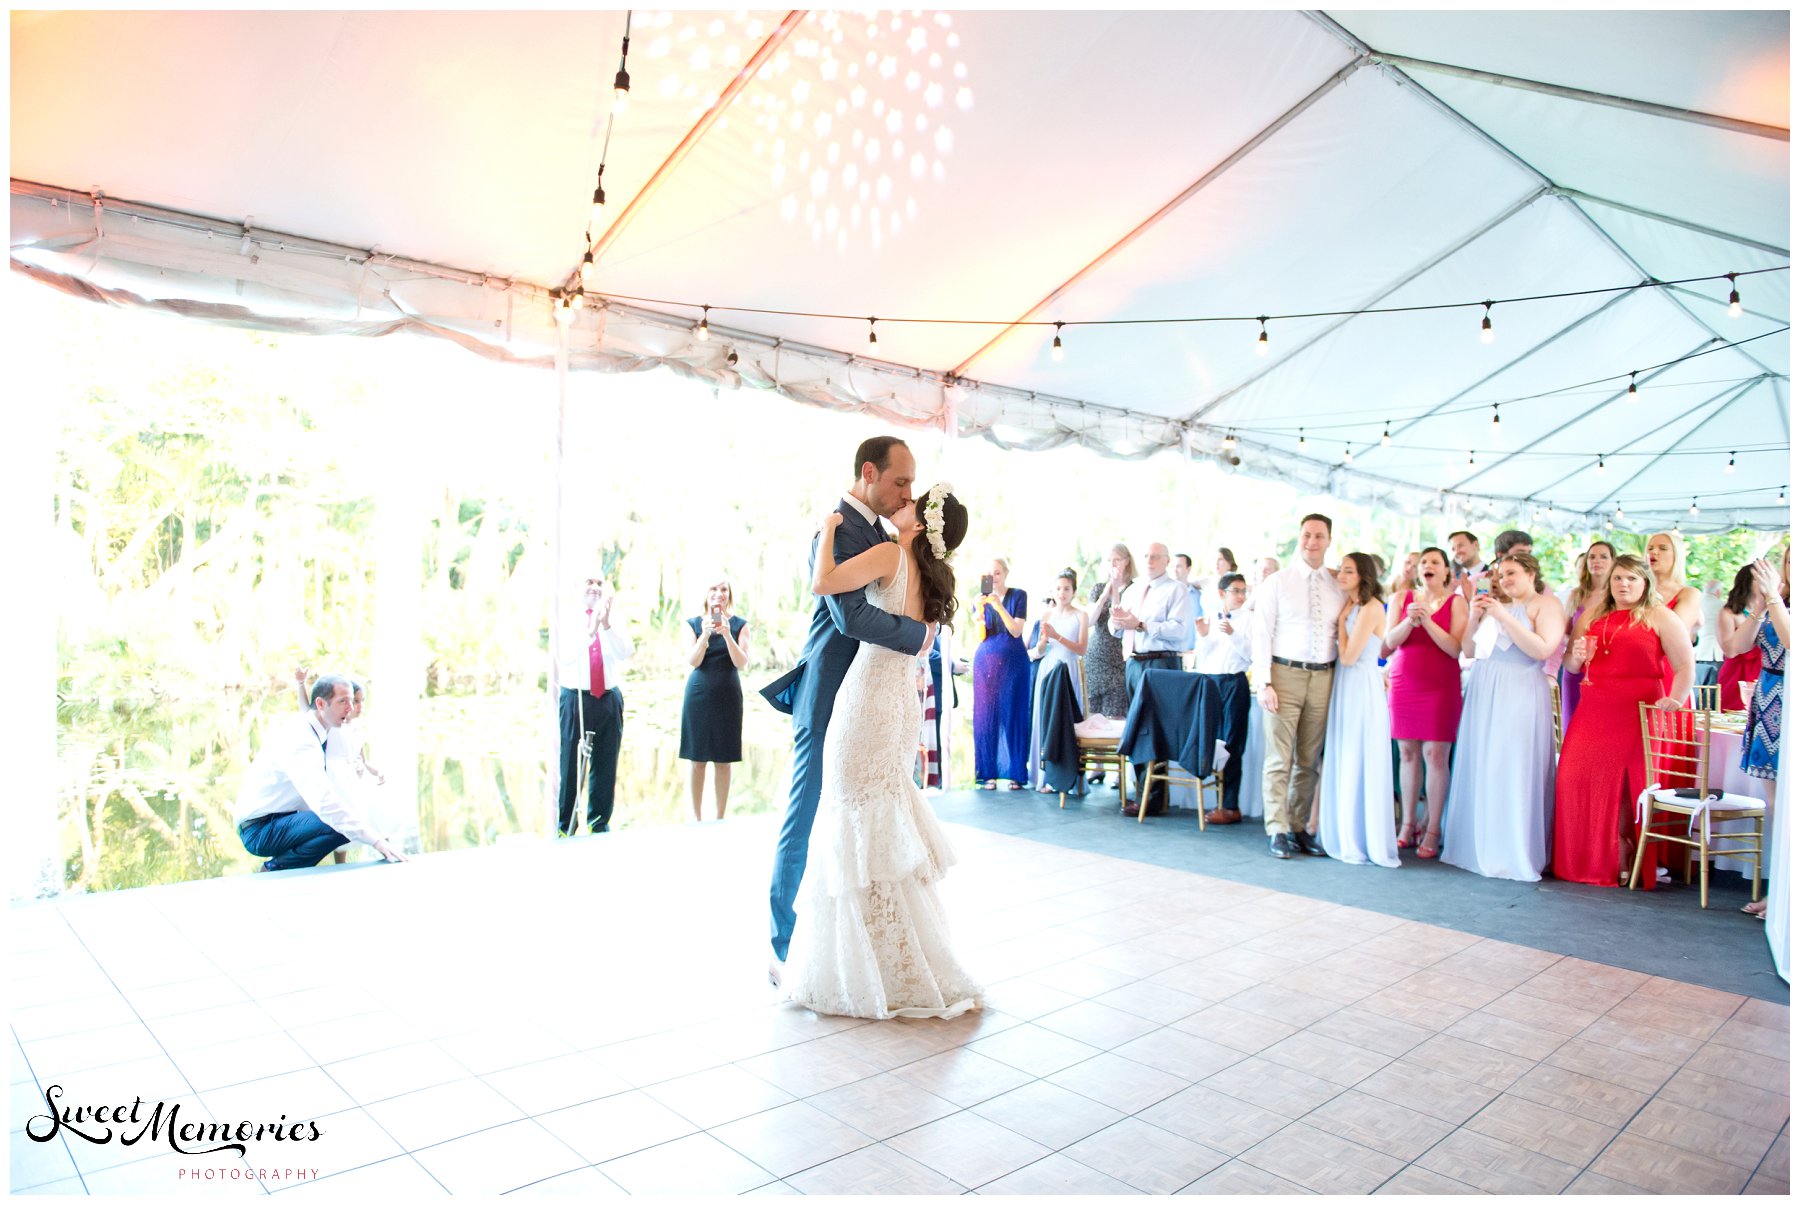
xmin=1628 ymin=703 xmax=1765 ymax=908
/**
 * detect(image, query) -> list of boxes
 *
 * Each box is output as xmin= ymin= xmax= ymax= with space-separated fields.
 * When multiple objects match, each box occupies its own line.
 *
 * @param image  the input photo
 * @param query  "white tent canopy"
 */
xmin=11 ymin=8 xmax=1790 ymax=531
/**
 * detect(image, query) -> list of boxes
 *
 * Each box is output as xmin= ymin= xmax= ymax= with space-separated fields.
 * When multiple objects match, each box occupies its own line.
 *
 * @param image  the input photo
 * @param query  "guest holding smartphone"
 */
xmin=680 ymin=579 xmax=749 ymax=820
xmin=1085 ymin=544 xmax=1136 ymax=721
xmin=971 ymin=558 xmax=1031 ymax=789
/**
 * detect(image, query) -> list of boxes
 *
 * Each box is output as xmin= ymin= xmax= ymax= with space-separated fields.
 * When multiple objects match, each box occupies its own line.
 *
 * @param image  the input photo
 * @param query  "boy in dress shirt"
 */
xmin=556 ymin=572 xmax=635 ymax=834
xmin=235 ymin=675 xmax=409 ymax=871
xmin=1110 ymin=542 xmax=1194 ymax=816
xmin=1251 ymin=515 xmax=1345 ymax=859
xmin=1197 ymin=573 xmax=1253 ymax=824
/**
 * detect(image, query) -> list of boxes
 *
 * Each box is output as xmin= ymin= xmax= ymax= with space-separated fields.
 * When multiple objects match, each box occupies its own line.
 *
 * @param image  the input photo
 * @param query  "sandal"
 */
xmin=1416 ymin=830 xmax=1441 ymax=859
xmin=1397 ymin=821 xmax=1417 ymax=850
xmin=1743 ymin=900 xmax=1768 ymax=918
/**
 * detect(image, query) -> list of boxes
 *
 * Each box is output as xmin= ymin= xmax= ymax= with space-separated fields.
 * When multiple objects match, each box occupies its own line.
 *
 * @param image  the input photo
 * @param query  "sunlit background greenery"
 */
xmin=19 ymin=275 xmax=1783 ymax=895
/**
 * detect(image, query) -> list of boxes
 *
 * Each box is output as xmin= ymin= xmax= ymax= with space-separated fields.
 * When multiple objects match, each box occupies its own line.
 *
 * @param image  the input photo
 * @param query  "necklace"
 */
xmin=1582 ymin=612 xmax=1624 ymax=685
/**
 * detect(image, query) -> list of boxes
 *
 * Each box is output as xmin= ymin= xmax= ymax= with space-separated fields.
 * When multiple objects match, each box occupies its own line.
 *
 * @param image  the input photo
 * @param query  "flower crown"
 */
xmin=922 ymin=482 xmax=954 ymax=562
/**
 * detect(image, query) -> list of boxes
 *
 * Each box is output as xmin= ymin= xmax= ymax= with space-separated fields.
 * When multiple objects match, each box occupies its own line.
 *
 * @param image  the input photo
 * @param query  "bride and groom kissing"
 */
xmin=761 ymin=435 xmax=985 ymax=1020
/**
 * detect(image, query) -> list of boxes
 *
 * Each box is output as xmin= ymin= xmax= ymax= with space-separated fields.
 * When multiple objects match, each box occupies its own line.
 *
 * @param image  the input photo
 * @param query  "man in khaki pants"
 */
xmin=1251 ymin=514 xmax=1345 ymax=860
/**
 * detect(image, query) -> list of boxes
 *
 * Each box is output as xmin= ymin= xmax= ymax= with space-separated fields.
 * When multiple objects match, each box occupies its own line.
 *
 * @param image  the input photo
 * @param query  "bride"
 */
xmin=784 ymin=483 xmax=984 ymax=1020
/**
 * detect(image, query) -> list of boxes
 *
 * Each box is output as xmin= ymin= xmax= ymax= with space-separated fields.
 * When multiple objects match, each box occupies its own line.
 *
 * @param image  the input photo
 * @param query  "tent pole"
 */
xmin=1367 ymin=53 xmax=1788 ymax=143
xmin=547 ymin=315 xmax=569 ymax=837
xmin=947 ymin=55 xmax=1368 ymax=380
xmin=1443 ymin=337 xmax=1721 ymax=492
xmin=1550 ymin=188 xmax=1788 ymax=258
xmin=1185 ymin=185 xmax=1549 ymax=424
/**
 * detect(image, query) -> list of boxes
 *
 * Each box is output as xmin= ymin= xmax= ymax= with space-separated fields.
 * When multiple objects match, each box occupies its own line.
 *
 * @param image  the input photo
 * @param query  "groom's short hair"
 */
xmin=853 ymin=435 xmax=908 ymax=480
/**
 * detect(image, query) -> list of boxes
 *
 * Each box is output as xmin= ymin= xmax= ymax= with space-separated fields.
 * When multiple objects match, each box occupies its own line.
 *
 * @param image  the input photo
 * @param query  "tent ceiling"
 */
xmin=10 ymin=8 xmax=1790 ymax=531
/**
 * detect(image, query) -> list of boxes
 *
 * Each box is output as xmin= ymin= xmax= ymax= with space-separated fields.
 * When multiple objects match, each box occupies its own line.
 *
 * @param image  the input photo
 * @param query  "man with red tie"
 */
xmin=556 ymin=571 xmax=634 ymax=834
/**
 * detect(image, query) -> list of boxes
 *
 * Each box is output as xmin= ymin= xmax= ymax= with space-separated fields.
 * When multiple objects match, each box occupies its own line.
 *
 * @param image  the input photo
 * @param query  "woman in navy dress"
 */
xmin=971 ymin=557 xmax=1031 ymax=789
xmin=680 ymin=579 xmax=749 ymax=820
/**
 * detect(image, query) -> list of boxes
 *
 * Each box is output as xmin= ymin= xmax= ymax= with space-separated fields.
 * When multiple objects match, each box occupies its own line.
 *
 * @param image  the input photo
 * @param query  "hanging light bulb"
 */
xmin=725 ymin=347 xmax=739 ymax=368
xmin=1605 ymin=517 xmax=1614 ymax=532
xmin=1479 ymin=301 xmax=1494 ymax=345
xmin=1726 ymin=272 xmax=1742 ymax=319
xmin=554 ymin=294 xmax=574 ymax=326
xmin=1468 ymin=449 xmax=1476 ymax=466
xmin=1781 ymin=485 xmax=1788 ymax=505
xmin=1689 ymin=497 xmax=1700 ymax=517
xmin=1050 ymin=321 xmax=1064 ymax=362
xmin=694 ymin=305 xmax=711 ymax=341
xmin=1297 ymin=427 xmax=1306 ymax=450
xmin=569 ymin=289 xmax=585 ymax=312
xmin=579 ymin=248 xmax=596 ymax=286
xmin=868 ymin=317 xmax=878 ymax=346
xmin=1343 ymin=443 xmax=1353 ymax=464
xmin=1614 ymin=503 xmax=1625 ymax=523
xmin=1491 ymin=402 xmax=1500 ymax=427
xmin=612 ymin=23 xmax=632 ymax=112
xmin=1254 ymin=318 xmax=1269 ymax=356
xmin=1726 ymin=451 xmax=1737 ymax=474
xmin=1626 ymin=371 xmax=1639 ymax=403
xmin=1530 ymin=506 xmax=1540 ymax=524
xmin=590 ymin=168 xmax=607 ymax=229
xmin=1222 ymin=429 xmax=1237 ymax=452
xmin=1596 ymin=454 xmax=1607 ymax=475
xmin=1381 ymin=422 xmax=1391 ymax=447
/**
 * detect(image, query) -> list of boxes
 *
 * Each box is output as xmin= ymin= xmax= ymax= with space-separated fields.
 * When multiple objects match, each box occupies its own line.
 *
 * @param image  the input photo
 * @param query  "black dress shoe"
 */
xmin=1268 ymin=834 xmax=1292 ymax=860
xmin=1294 ymin=831 xmax=1328 ymax=857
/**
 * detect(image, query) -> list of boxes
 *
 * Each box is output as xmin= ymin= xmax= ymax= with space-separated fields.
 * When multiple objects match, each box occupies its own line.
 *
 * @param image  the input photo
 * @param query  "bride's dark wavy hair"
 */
xmin=911 ymin=488 xmax=968 ymax=627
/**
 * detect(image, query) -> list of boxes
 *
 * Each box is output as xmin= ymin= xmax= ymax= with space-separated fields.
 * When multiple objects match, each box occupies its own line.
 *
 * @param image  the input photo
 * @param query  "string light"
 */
xmin=569 ymin=289 xmax=585 ymax=312
xmin=1343 ymin=443 xmax=1353 ymax=464
xmin=1479 ymin=301 xmax=1494 ymax=344
xmin=554 ymin=294 xmax=574 ymax=326
xmin=1727 ymin=272 xmax=1742 ymax=319
xmin=1605 ymin=517 xmax=1614 ymax=532
xmin=694 ymin=305 xmax=710 ymax=341
xmin=1050 ymin=321 xmax=1064 ymax=362
xmin=1297 ymin=427 xmax=1305 ymax=450
xmin=1626 ymin=371 xmax=1638 ymax=402
xmin=1726 ymin=451 xmax=1737 ymax=474
xmin=1467 ymin=449 xmax=1476 ymax=467
xmin=1780 ymin=486 xmax=1788 ymax=504
xmin=612 ymin=16 xmax=633 ymax=113
xmin=1491 ymin=402 xmax=1500 ymax=427
xmin=579 ymin=248 xmax=596 ymax=286
xmin=590 ymin=168 xmax=607 ymax=229
xmin=1596 ymin=454 xmax=1606 ymax=475
xmin=1689 ymin=497 xmax=1700 ymax=517
xmin=1614 ymin=503 xmax=1626 ymax=523
xmin=1254 ymin=318 xmax=1269 ymax=356
xmin=1222 ymin=429 xmax=1238 ymax=452
xmin=1381 ymin=422 xmax=1391 ymax=447
xmin=868 ymin=317 xmax=878 ymax=346
xmin=725 ymin=347 xmax=739 ymax=368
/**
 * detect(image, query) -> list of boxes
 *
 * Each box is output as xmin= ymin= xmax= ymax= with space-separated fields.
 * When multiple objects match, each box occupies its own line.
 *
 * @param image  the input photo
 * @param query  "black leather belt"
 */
xmin=1271 ymin=655 xmax=1333 ymax=672
xmin=1133 ymin=651 xmax=1182 ymax=661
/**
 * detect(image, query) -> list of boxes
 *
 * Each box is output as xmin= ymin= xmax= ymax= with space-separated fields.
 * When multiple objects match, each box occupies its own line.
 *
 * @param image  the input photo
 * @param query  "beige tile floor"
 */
xmin=7 ymin=817 xmax=1790 ymax=1195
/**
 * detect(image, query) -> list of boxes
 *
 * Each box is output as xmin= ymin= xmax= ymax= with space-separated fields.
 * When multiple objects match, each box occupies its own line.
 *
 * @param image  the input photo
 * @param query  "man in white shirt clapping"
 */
xmin=1110 ymin=542 xmax=1194 ymax=816
xmin=1196 ymin=573 xmax=1253 ymax=825
xmin=235 ymin=675 xmax=408 ymax=871
xmin=1251 ymin=514 xmax=1346 ymax=860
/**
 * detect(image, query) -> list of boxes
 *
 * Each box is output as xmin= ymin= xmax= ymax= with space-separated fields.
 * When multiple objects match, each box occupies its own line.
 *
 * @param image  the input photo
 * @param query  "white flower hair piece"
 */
xmin=923 ymin=482 xmax=954 ymax=562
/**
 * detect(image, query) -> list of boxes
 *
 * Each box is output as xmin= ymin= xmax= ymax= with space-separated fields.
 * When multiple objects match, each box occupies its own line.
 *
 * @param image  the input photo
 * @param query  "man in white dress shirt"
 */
xmin=1171 ymin=554 xmax=1207 ymax=646
xmin=1251 ymin=514 xmax=1345 ymax=859
xmin=235 ymin=675 xmax=409 ymax=871
xmin=1197 ymin=573 xmax=1253 ymax=824
xmin=1110 ymin=542 xmax=1194 ymax=816
xmin=1696 ymin=579 xmax=1725 ymax=688
xmin=557 ymin=572 xmax=635 ymax=834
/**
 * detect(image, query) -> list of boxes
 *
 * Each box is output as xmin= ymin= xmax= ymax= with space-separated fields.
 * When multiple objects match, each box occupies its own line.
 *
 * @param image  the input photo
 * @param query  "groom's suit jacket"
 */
xmin=762 ymin=499 xmax=929 ymax=726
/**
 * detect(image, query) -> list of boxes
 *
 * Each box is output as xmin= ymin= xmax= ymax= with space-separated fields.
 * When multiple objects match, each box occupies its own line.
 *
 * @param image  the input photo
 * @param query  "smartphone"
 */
xmin=980 ymin=574 xmax=994 ymax=596
xmin=710 ymin=606 xmax=723 ymax=627
xmin=1042 ymin=597 xmax=1053 ymax=606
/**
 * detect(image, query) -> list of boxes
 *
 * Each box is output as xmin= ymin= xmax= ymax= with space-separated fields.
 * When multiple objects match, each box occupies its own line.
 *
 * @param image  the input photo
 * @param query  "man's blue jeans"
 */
xmin=239 ymin=811 xmax=349 ymax=871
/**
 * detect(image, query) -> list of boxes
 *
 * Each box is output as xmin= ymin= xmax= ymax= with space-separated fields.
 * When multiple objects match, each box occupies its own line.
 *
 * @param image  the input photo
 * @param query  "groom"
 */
xmin=764 ymin=435 xmax=937 ymax=980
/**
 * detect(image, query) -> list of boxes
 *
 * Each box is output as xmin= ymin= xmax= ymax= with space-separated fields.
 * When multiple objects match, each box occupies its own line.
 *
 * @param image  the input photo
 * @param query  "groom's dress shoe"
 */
xmin=1268 ymin=834 xmax=1293 ymax=860
xmin=1294 ymin=831 xmax=1328 ymax=858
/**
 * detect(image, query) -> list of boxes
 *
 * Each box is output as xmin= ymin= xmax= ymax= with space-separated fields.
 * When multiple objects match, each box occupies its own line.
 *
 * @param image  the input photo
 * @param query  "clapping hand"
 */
xmin=1406 ymin=600 xmax=1429 ymax=625
xmin=1194 ymin=615 xmax=1211 ymax=638
xmin=1751 ymin=558 xmax=1782 ymax=604
xmin=1216 ymin=615 xmax=1234 ymax=635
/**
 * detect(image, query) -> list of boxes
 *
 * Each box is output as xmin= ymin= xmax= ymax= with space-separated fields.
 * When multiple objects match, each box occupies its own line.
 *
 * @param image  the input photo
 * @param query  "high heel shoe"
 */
xmin=1416 ymin=829 xmax=1441 ymax=859
xmin=1397 ymin=821 xmax=1417 ymax=850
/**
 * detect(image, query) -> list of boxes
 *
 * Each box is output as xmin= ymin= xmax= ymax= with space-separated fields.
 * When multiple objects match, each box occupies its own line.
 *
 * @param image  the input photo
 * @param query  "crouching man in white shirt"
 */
xmin=235 ymin=675 xmax=409 ymax=871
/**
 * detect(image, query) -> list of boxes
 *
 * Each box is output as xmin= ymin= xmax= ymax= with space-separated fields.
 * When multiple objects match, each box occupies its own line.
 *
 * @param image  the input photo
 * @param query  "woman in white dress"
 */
xmin=1319 ymin=553 xmax=1399 ymax=867
xmin=1027 ymin=569 xmax=1090 ymax=792
xmin=785 ymin=484 xmax=984 ymax=1020
xmin=1441 ymin=552 xmax=1564 ymax=881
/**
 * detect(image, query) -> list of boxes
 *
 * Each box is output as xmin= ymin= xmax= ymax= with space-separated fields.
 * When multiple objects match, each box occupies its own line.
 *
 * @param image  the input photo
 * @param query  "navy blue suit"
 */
xmin=766 ymin=500 xmax=928 ymax=962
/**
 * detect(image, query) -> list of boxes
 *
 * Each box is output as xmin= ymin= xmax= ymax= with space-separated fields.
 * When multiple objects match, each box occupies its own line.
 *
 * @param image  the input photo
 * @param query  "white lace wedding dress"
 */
xmin=786 ymin=556 xmax=984 ymax=1019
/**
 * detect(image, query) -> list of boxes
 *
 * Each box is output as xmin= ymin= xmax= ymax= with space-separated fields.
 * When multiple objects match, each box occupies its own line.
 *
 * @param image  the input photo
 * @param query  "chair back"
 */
xmin=1690 ymin=683 xmax=1721 ymax=712
xmin=1549 ymin=678 xmax=1564 ymax=752
xmin=1638 ymin=702 xmax=1711 ymax=796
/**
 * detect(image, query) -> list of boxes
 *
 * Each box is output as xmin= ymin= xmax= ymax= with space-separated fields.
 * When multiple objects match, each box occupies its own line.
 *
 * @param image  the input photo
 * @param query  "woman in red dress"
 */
xmin=1717 ymin=564 xmax=1767 ymax=711
xmin=1383 ymin=547 xmax=1469 ymax=858
xmin=1553 ymin=554 xmax=1695 ymax=887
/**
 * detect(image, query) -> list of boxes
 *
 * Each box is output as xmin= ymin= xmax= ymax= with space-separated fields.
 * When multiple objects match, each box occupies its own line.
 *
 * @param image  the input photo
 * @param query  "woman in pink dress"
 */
xmin=1383 ymin=547 xmax=1469 ymax=858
